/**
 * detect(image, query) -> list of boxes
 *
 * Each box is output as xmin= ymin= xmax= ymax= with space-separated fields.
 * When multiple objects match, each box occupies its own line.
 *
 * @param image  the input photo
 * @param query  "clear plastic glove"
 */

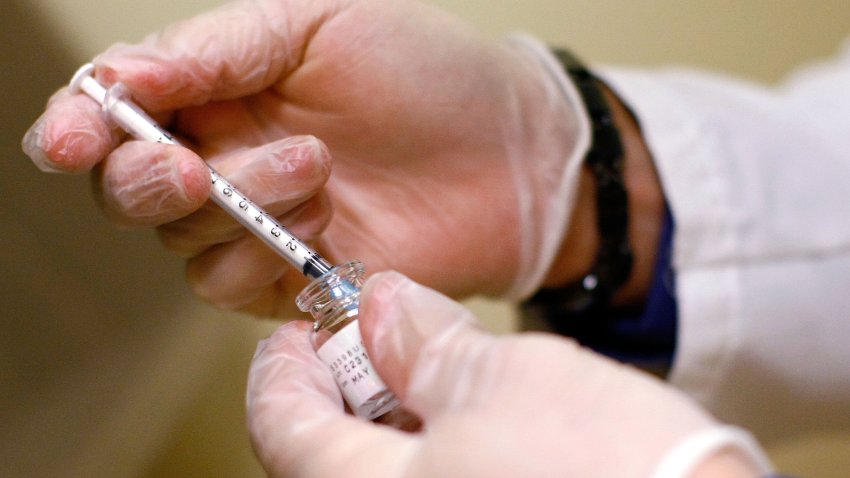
xmin=247 ymin=271 xmax=772 ymax=478
xmin=22 ymin=0 xmax=588 ymax=316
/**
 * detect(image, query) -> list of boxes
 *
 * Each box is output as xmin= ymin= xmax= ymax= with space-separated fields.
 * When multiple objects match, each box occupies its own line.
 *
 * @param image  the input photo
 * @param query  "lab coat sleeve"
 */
xmin=598 ymin=41 xmax=850 ymax=443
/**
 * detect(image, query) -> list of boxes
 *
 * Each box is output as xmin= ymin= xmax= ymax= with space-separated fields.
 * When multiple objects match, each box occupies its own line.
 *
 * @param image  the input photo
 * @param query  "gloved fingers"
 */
xmin=172 ymin=98 xmax=278 ymax=158
xmin=358 ymin=271 xmax=498 ymax=419
xmin=185 ymin=233 xmax=289 ymax=313
xmin=184 ymin=192 xmax=333 ymax=315
xmin=92 ymin=0 xmax=331 ymax=112
xmin=209 ymin=136 xmax=332 ymax=208
xmin=227 ymin=268 xmax=309 ymax=318
xmin=248 ymin=320 xmax=418 ymax=478
xmin=157 ymin=136 xmax=332 ymax=256
xmin=22 ymin=88 xmax=123 ymax=174
xmin=93 ymin=141 xmax=211 ymax=227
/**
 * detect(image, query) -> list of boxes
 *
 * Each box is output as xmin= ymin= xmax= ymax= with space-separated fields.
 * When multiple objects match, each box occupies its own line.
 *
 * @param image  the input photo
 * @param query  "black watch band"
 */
xmin=526 ymin=49 xmax=633 ymax=319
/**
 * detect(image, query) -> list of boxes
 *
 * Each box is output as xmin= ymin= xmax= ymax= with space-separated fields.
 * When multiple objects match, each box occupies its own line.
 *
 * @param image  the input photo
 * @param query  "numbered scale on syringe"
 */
xmin=208 ymin=169 xmax=331 ymax=279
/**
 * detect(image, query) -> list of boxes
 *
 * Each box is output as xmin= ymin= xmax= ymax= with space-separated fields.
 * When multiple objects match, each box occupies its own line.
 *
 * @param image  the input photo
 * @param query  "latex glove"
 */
xmin=22 ymin=0 xmax=588 ymax=316
xmin=247 ymin=271 xmax=773 ymax=478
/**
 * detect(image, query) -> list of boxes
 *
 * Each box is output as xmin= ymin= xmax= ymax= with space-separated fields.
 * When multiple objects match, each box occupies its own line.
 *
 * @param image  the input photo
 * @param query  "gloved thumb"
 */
xmin=357 ymin=272 xmax=774 ymax=478
xmin=358 ymin=271 xmax=499 ymax=419
xmin=92 ymin=0 xmax=327 ymax=111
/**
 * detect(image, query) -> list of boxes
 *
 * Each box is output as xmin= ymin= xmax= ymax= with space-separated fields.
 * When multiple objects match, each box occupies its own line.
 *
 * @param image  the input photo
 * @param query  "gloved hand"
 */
xmin=247 ymin=271 xmax=772 ymax=478
xmin=22 ymin=0 xmax=589 ymax=316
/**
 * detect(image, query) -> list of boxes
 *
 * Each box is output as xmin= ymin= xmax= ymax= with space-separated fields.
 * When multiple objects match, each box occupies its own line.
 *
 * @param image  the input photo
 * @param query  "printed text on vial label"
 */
xmin=316 ymin=320 xmax=389 ymax=408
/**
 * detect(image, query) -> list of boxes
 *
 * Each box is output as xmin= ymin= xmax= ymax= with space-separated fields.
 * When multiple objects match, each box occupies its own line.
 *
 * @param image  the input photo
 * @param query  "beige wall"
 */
xmin=3 ymin=0 xmax=848 ymax=476
xmin=27 ymin=0 xmax=850 ymax=81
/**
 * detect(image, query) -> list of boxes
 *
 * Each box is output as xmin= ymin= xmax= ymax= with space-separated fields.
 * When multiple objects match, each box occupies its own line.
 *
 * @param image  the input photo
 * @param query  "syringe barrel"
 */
xmin=70 ymin=64 xmax=332 ymax=279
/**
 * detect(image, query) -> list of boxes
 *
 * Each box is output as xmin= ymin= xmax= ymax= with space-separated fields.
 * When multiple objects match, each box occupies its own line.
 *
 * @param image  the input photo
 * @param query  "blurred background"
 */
xmin=2 ymin=0 xmax=849 ymax=476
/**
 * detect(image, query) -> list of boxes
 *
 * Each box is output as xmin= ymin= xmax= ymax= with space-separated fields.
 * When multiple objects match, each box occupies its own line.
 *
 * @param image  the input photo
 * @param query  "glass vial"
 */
xmin=296 ymin=260 xmax=400 ymax=420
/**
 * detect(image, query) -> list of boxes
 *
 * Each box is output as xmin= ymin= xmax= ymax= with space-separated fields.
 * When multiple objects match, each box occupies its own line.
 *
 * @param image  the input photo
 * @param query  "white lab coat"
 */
xmin=601 ymin=42 xmax=850 ymax=443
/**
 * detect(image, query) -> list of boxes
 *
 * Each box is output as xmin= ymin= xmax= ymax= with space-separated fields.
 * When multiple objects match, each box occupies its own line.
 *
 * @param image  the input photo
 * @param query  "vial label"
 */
xmin=316 ymin=320 xmax=389 ymax=410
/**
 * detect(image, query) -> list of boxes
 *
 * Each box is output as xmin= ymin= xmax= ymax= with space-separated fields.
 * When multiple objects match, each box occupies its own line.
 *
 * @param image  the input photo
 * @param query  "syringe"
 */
xmin=69 ymin=63 xmax=333 ymax=280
